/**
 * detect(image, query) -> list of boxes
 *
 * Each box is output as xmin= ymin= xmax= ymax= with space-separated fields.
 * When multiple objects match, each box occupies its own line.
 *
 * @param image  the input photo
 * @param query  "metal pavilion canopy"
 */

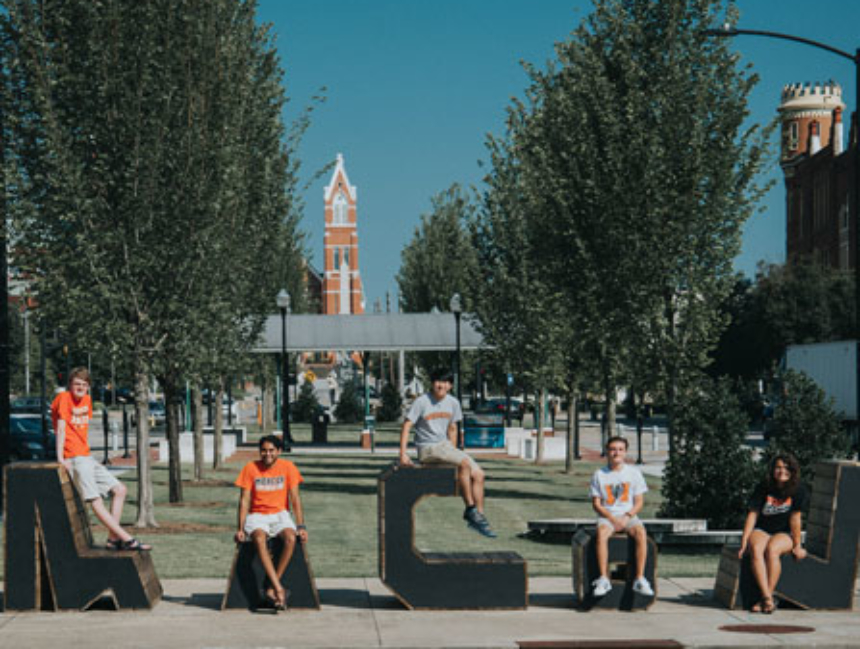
xmin=253 ymin=313 xmax=484 ymax=353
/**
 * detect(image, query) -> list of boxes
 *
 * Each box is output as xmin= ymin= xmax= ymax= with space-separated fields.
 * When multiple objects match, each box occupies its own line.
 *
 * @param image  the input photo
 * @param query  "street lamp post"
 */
xmin=276 ymin=289 xmax=293 ymax=451
xmin=704 ymin=25 xmax=860 ymax=452
xmin=450 ymin=293 xmax=463 ymax=450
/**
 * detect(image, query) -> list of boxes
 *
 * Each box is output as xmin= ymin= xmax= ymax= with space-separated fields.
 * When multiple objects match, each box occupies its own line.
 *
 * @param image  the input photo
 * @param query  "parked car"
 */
xmin=474 ymin=397 xmax=525 ymax=421
xmin=131 ymin=401 xmax=167 ymax=427
xmin=9 ymin=414 xmax=56 ymax=461
xmin=11 ymin=396 xmax=50 ymax=418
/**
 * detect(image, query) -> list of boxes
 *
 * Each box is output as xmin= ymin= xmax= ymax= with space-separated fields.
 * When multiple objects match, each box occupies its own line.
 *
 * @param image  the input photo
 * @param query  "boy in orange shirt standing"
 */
xmin=234 ymin=434 xmax=308 ymax=609
xmin=52 ymin=367 xmax=151 ymax=550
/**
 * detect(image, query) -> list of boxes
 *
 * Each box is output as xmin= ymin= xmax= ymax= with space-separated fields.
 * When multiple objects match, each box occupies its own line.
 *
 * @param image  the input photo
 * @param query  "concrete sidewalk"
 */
xmin=1 ymin=577 xmax=857 ymax=648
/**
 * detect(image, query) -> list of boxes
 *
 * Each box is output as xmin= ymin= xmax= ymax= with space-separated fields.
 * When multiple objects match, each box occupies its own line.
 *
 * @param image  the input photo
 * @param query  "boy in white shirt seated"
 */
xmin=588 ymin=436 xmax=654 ymax=597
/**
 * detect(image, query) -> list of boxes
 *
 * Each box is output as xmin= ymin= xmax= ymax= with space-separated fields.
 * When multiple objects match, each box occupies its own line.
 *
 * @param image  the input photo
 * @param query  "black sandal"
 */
xmin=105 ymin=538 xmax=122 ymax=550
xmin=120 ymin=538 xmax=152 ymax=551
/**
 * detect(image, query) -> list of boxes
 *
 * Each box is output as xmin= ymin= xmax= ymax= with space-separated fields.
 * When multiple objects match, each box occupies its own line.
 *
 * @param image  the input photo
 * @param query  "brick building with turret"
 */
xmin=780 ymin=81 xmax=855 ymax=270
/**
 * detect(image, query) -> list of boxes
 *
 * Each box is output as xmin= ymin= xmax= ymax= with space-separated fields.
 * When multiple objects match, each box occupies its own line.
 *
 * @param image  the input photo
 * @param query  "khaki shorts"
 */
xmin=244 ymin=510 xmax=296 ymax=537
xmin=417 ymin=441 xmax=480 ymax=472
xmin=69 ymin=455 xmax=121 ymax=501
xmin=597 ymin=515 xmax=643 ymax=531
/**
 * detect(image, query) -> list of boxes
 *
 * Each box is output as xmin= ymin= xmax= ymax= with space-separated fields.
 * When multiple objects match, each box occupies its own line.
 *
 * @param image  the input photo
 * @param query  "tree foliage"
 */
xmin=334 ymin=381 xmax=363 ymax=424
xmin=1 ymin=0 xmax=308 ymax=515
xmin=764 ymin=369 xmax=852 ymax=487
xmin=376 ymin=382 xmax=403 ymax=423
xmin=659 ymin=376 xmax=757 ymax=528
xmin=711 ymin=261 xmax=855 ymax=380
xmin=292 ymin=381 xmax=321 ymax=424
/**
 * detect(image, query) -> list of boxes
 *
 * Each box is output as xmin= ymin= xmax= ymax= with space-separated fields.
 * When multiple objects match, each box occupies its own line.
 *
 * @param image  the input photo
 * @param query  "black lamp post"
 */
xmin=450 ymin=293 xmax=463 ymax=449
xmin=704 ymin=25 xmax=860 ymax=451
xmin=276 ymin=289 xmax=293 ymax=450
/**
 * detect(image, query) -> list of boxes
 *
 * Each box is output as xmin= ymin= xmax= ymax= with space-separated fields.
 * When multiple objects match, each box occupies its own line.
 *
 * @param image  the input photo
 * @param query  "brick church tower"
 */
xmin=322 ymin=153 xmax=365 ymax=314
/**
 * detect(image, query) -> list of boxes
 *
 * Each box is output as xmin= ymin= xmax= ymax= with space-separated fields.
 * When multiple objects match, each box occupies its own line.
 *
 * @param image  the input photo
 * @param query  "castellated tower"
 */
xmin=778 ymin=81 xmax=845 ymax=164
xmin=322 ymin=153 xmax=365 ymax=315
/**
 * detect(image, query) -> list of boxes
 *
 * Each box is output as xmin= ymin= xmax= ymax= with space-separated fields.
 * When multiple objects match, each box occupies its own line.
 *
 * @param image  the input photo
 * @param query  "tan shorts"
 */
xmin=69 ymin=455 xmax=121 ymax=501
xmin=417 ymin=441 xmax=480 ymax=472
xmin=597 ymin=515 xmax=643 ymax=531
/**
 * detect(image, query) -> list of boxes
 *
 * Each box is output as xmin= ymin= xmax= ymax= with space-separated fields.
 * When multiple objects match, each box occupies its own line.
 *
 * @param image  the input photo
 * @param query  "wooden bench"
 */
xmin=222 ymin=536 xmax=320 ymax=610
xmin=378 ymin=464 xmax=527 ymax=610
xmin=572 ymin=528 xmax=658 ymax=610
xmin=3 ymin=462 xmax=162 ymax=611
xmin=714 ymin=460 xmax=860 ymax=610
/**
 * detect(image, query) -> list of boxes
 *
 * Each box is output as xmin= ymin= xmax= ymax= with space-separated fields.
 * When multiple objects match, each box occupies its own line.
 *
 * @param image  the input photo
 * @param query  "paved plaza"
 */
xmin=0 ymin=577 xmax=858 ymax=648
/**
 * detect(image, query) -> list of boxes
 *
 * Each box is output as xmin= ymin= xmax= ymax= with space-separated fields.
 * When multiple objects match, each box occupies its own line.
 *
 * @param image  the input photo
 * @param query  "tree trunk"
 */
xmin=535 ymin=389 xmax=545 ymax=464
xmin=565 ymin=389 xmax=577 ymax=474
xmin=163 ymin=377 xmax=184 ymax=503
xmin=603 ymin=369 xmax=617 ymax=446
xmin=133 ymin=365 xmax=157 ymax=528
xmin=191 ymin=384 xmax=203 ymax=481
xmin=213 ymin=379 xmax=224 ymax=470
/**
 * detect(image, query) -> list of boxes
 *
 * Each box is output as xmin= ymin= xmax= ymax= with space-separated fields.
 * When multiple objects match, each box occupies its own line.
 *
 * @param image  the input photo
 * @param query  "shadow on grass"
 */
xmin=301 ymin=482 xmax=377 ymax=496
xmin=486 ymin=488 xmax=586 ymax=503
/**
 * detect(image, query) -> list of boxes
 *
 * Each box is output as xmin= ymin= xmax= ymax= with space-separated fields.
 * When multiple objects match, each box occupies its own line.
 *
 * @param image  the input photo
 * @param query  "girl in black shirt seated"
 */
xmin=738 ymin=453 xmax=807 ymax=613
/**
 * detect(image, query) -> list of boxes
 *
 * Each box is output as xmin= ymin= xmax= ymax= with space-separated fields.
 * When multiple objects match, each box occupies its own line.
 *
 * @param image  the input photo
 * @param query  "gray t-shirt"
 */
xmin=406 ymin=393 xmax=462 ymax=449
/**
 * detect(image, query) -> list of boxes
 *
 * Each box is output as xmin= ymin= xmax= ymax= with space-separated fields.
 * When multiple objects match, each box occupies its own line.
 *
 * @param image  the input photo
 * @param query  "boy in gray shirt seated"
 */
xmin=399 ymin=368 xmax=496 ymax=538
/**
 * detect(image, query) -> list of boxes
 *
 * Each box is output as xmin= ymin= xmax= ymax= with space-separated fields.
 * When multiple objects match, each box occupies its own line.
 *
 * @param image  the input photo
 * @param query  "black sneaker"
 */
xmin=464 ymin=508 xmax=497 ymax=538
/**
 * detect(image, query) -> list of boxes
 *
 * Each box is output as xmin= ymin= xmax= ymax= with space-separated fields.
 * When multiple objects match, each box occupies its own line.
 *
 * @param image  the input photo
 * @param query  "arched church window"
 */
xmin=333 ymin=192 xmax=348 ymax=224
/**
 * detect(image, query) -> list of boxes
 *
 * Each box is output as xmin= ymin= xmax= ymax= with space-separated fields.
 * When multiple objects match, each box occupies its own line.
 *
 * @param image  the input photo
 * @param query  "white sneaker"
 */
xmin=591 ymin=576 xmax=612 ymax=597
xmin=632 ymin=577 xmax=654 ymax=596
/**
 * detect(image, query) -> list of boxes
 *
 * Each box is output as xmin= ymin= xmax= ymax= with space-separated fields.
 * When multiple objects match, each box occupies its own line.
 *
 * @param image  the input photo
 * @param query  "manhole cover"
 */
xmin=719 ymin=624 xmax=815 ymax=634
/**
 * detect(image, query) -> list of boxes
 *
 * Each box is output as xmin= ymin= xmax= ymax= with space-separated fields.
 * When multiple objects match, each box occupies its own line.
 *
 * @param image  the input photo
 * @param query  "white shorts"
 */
xmin=244 ymin=510 xmax=296 ymax=538
xmin=597 ymin=515 xmax=643 ymax=531
xmin=69 ymin=455 xmax=121 ymax=501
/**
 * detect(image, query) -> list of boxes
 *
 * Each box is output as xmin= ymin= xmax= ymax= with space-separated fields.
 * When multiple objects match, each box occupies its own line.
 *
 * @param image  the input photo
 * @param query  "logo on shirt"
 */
xmin=423 ymin=412 xmax=452 ymax=422
xmin=762 ymin=495 xmax=792 ymax=516
xmin=255 ymin=476 xmax=285 ymax=492
xmin=70 ymin=405 xmax=89 ymax=426
xmin=604 ymin=483 xmax=630 ymax=505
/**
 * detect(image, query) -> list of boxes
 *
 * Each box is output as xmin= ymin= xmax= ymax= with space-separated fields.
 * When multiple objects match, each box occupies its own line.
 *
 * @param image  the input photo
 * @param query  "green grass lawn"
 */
xmin=0 ymin=422 xmax=720 ymax=580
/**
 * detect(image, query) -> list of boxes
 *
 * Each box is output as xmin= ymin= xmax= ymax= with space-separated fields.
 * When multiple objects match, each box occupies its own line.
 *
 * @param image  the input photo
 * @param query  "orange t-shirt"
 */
xmin=51 ymin=391 xmax=92 ymax=458
xmin=235 ymin=458 xmax=303 ymax=515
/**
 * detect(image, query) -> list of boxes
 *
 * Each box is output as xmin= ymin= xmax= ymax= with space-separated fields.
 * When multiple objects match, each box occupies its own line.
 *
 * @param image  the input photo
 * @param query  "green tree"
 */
xmin=292 ymin=381 xmax=320 ymax=424
xmin=2 ymin=0 xmax=308 ymax=515
xmin=764 ymin=369 xmax=852 ymax=487
xmin=334 ymin=381 xmax=363 ymax=424
xmin=660 ymin=376 xmax=757 ymax=528
xmin=711 ymin=261 xmax=856 ymax=381
xmin=478 ymin=0 xmax=772 ymax=454
xmin=377 ymin=382 xmax=403 ymax=423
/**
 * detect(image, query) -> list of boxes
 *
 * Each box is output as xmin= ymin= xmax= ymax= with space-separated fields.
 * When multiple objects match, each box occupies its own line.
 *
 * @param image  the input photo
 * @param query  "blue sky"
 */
xmin=256 ymin=0 xmax=860 ymax=309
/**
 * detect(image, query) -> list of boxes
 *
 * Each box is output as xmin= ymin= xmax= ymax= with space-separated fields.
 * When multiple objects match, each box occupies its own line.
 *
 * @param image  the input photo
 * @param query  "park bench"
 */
xmin=572 ymin=528 xmax=658 ymax=610
xmin=3 ymin=462 xmax=162 ymax=611
xmin=378 ymin=463 xmax=527 ymax=609
xmin=222 ymin=536 xmax=320 ymax=610
xmin=714 ymin=460 xmax=860 ymax=610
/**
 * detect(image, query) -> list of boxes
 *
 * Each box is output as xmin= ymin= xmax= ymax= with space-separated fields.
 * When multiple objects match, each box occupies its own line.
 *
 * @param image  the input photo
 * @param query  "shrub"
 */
xmin=292 ymin=381 xmax=320 ymax=424
xmin=334 ymin=381 xmax=363 ymax=424
xmin=763 ymin=368 xmax=852 ymax=488
xmin=376 ymin=383 xmax=403 ymax=422
xmin=660 ymin=376 xmax=757 ymax=529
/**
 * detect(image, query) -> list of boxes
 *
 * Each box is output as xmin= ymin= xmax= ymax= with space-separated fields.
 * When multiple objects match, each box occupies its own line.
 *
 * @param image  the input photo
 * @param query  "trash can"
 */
xmin=312 ymin=411 xmax=329 ymax=444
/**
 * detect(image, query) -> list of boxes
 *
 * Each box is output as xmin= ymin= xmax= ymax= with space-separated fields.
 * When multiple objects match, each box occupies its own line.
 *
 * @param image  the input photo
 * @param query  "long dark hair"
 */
xmin=765 ymin=453 xmax=800 ymax=497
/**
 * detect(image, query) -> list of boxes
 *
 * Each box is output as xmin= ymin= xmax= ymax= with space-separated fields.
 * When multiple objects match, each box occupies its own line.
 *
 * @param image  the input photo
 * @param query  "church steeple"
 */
xmin=322 ymin=153 xmax=364 ymax=314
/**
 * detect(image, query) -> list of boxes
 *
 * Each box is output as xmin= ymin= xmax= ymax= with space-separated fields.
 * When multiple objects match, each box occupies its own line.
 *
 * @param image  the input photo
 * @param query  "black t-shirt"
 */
xmin=747 ymin=483 xmax=807 ymax=535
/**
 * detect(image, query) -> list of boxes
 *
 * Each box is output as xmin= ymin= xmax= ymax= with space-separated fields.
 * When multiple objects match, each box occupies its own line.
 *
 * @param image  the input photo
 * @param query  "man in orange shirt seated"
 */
xmin=52 ymin=367 xmax=151 ymax=551
xmin=234 ymin=434 xmax=308 ymax=609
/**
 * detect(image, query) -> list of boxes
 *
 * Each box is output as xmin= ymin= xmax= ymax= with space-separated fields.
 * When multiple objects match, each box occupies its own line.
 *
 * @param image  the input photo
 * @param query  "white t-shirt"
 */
xmin=589 ymin=464 xmax=648 ymax=517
